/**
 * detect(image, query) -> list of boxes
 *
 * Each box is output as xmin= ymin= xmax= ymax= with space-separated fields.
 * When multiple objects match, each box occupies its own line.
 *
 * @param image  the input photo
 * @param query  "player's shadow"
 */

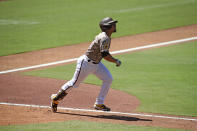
xmin=56 ymin=112 xmax=152 ymax=122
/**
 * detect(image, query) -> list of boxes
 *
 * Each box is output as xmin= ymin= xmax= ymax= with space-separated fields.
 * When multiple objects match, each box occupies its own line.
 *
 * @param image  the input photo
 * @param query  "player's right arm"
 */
xmin=100 ymin=38 xmax=121 ymax=67
xmin=103 ymin=53 xmax=121 ymax=67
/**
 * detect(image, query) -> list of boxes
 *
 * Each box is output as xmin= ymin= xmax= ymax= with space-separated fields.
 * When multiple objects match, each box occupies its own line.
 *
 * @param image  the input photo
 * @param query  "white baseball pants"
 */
xmin=61 ymin=55 xmax=113 ymax=105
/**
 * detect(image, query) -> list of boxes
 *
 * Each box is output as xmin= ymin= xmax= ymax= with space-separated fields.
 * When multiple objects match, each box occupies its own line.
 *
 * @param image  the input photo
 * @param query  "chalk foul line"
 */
xmin=0 ymin=19 xmax=40 ymax=25
xmin=113 ymin=0 xmax=196 ymax=13
xmin=0 ymin=36 xmax=197 ymax=74
xmin=0 ymin=102 xmax=197 ymax=122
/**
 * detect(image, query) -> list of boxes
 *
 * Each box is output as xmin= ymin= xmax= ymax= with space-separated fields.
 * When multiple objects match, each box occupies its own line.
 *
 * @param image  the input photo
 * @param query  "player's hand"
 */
xmin=116 ymin=59 xmax=121 ymax=67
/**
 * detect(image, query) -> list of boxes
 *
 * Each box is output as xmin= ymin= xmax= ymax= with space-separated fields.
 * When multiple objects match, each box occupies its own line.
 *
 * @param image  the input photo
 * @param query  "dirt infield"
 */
xmin=0 ymin=73 xmax=139 ymax=112
xmin=0 ymin=24 xmax=197 ymax=130
xmin=1 ymin=105 xmax=197 ymax=130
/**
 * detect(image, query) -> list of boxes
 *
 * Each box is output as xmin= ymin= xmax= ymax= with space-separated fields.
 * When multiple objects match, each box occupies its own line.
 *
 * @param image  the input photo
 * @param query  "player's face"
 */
xmin=106 ymin=23 xmax=117 ymax=36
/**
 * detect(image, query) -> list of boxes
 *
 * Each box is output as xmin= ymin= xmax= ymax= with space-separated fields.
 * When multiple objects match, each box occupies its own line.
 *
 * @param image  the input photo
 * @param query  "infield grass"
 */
xmin=23 ymin=41 xmax=197 ymax=117
xmin=0 ymin=0 xmax=197 ymax=56
xmin=0 ymin=120 xmax=188 ymax=131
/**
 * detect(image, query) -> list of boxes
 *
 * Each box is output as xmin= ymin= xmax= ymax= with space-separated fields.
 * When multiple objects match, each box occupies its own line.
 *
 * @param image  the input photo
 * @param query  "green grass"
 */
xmin=0 ymin=0 xmax=197 ymax=56
xmin=0 ymin=120 xmax=187 ymax=131
xmin=23 ymin=41 xmax=197 ymax=117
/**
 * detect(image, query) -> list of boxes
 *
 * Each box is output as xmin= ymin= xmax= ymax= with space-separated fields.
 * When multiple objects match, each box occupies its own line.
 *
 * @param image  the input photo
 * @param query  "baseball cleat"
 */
xmin=51 ymin=94 xmax=59 ymax=113
xmin=94 ymin=104 xmax=111 ymax=111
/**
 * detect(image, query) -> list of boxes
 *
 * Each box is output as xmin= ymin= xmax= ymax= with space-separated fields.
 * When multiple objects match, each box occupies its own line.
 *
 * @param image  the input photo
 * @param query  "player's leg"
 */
xmin=51 ymin=56 xmax=90 ymax=112
xmin=93 ymin=62 xmax=113 ymax=111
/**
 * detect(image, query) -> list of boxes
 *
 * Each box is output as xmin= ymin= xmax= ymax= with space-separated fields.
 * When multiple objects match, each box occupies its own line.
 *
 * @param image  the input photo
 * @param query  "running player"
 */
xmin=51 ymin=17 xmax=121 ymax=112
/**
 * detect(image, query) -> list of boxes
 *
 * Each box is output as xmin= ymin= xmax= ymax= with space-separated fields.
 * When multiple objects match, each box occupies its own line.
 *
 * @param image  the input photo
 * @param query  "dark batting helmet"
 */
xmin=99 ymin=17 xmax=118 ymax=31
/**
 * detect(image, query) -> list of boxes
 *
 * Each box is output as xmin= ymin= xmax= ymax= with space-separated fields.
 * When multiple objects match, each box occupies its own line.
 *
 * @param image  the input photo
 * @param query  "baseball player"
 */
xmin=51 ymin=17 xmax=121 ymax=112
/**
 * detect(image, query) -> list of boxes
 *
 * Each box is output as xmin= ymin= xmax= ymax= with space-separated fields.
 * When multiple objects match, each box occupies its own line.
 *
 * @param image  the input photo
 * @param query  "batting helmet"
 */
xmin=99 ymin=17 xmax=118 ymax=31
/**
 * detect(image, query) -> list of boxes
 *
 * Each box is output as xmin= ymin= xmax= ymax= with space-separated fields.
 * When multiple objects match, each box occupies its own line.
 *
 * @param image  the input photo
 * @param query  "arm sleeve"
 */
xmin=101 ymin=51 xmax=110 ymax=57
xmin=100 ymin=38 xmax=110 ymax=53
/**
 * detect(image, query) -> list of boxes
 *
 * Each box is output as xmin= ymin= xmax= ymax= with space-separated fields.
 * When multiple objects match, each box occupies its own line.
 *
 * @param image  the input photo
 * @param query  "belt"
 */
xmin=87 ymin=59 xmax=98 ymax=64
xmin=84 ymin=55 xmax=99 ymax=64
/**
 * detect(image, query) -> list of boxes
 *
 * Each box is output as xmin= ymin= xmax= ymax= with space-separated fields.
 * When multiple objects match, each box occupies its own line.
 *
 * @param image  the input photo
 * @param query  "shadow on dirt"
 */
xmin=56 ymin=112 xmax=152 ymax=122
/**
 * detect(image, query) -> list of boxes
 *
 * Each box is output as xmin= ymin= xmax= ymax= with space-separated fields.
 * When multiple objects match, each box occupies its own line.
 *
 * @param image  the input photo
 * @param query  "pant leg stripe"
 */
xmin=72 ymin=59 xmax=84 ymax=86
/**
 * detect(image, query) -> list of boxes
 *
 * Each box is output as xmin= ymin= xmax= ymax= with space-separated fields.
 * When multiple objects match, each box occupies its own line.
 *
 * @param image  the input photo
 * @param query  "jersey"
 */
xmin=85 ymin=32 xmax=111 ymax=63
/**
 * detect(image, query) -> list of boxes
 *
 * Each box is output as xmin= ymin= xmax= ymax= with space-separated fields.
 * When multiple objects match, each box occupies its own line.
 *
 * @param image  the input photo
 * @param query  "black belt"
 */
xmin=87 ymin=59 xmax=98 ymax=64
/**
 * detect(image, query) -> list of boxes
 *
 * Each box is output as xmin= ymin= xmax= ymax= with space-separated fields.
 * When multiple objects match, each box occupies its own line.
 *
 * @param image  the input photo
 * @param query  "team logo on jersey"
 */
xmin=103 ymin=43 xmax=109 ymax=49
xmin=102 ymin=39 xmax=109 ymax=50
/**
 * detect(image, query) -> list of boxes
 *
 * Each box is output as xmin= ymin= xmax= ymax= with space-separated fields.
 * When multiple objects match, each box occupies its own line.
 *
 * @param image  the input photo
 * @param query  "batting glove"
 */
xmin=116 ymin=59 xmax=121 ymax=67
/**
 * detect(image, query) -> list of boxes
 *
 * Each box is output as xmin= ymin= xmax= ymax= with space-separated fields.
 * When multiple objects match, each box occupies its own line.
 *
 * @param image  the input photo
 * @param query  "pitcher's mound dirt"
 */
xmin=0 ymin=73 xmax=139 ymax=113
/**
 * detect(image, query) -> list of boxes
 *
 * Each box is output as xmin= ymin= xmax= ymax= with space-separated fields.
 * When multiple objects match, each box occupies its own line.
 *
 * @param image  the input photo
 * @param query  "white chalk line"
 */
xmin=0 ymin=102 xmax=197 ymax=122
xmin=0 ymin=36 xmax=197 ymax=75
xmin=0 ymin=58 xmax=78 ymax=74
xmin=113 ymin=0 xmax=196 ymax=13
xmin=0 ymin=19 xmax=40 ymax=25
